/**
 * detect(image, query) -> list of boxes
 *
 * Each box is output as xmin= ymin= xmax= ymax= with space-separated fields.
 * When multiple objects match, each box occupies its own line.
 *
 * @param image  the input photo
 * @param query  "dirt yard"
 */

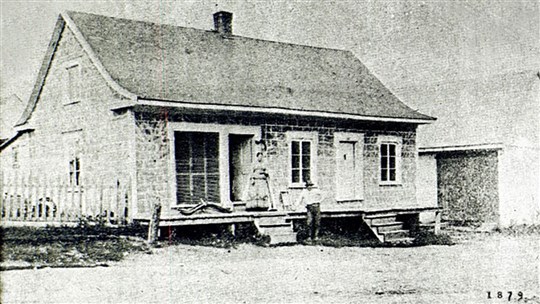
xmin=1 ymin=233 xmax=538 ymax=304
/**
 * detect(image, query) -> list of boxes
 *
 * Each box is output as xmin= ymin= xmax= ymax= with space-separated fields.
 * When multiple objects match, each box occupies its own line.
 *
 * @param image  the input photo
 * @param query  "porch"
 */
xmin=133 ymin=206 xmax=442 ymax=244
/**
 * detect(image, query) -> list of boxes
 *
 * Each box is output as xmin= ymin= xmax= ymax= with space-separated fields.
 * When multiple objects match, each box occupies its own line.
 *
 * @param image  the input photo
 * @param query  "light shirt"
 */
xmin=295 ymin=187 xmax=324 ymax=207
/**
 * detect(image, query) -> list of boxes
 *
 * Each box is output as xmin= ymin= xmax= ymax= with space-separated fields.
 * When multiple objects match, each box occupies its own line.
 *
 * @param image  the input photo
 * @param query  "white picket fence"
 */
xmin=1 ymin=175 xmax=131 ymax=225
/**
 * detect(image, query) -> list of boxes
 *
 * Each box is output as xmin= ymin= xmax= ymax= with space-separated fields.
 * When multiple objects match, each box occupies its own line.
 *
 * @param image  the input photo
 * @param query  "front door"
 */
xmin=229 ymin=134 xmax=253 ymax=201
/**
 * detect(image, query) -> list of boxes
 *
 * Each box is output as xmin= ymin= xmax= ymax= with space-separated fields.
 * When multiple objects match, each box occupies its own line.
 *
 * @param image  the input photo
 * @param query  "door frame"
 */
xmin=229 ymin=134 xmax=255 ymax=202
xmin=168 ymin=122 xmax=261 ymax=208
xmin=334 ymin=132 xmax=364 ymax=201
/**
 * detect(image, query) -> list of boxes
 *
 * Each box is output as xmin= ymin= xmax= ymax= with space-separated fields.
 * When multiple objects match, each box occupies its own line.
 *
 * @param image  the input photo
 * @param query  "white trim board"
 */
xmin=419 ymin=143 xmax=504 ymax=153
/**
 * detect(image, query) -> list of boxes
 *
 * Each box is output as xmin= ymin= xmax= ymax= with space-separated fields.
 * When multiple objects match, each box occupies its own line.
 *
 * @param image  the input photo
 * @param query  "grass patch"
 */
xmin=495 ymin=224 xmax=540 ymax=235
xmin=412 ymin=230 xmax=454 ymax=246
xmin=294 ymin=218 xmax=455 ymax=247
xmin=1 ymin=224 xmax=150 ymax=267
xmin=295 ymin=218 xmax=383 ymax=247
xmin=162 ymin=223 xmax=269 ymax=248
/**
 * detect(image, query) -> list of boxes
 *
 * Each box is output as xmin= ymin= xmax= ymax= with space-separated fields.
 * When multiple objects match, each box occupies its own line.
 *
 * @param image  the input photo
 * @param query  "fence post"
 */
xmin=78 ymin=178 xmax=84 ymax=221
xmin=147 ymin=200 xmax=161 ymax=245
xmin=53 ymin=176 xmax=60 ymax=221
xmin=0 ymin=171 xmax=4 ymax=220
xmin=59 ymin=178 xmax=67 ymax=222
xmin=434 ymin=210 xmax=442 ymax=235
xmin=115 ymin=179 xmax=120 ymax=225
xmin=6 ymin=174 xmax=15 ymax=220
xmin=98 ymin=179 xmax=104 ymax=225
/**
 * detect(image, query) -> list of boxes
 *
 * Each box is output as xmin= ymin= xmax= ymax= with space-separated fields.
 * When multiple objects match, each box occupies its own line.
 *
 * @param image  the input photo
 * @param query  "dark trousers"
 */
xmin=306 ymin=203 xmax=321 ymax=240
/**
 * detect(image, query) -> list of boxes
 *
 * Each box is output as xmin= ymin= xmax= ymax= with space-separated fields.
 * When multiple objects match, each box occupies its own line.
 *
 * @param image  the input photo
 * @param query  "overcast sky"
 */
xmin=1 ymin=0 xmax=538 ymax=143
xmin=2 ymin=0 xmax=537 ymax=99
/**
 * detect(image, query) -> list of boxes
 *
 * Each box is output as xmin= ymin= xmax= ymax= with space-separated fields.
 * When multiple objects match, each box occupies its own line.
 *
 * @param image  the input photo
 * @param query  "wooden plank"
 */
xmin=434 ymin=210 xmax=442 ymax=235
xmin=99 ymin=179 xmax=104 ymax=224
xmin=157 ymin=216 xmax=254 ymax=227
xmin=147 ymin=201 xmax=161 ymax=244
xmin=363 ymin=206 xmax=441 ymax=215
xmin=29 ymin=175 xmax=36 ymax=220
xmin=52 ymin=176 xmax=60 ymax=221
xmin=78 ymin=180 xmax=83 ymax=221
xmin=1 ymin=220 xmax=78 ymax=228
xmin=4 ymin=175 xmax=13 ymax=220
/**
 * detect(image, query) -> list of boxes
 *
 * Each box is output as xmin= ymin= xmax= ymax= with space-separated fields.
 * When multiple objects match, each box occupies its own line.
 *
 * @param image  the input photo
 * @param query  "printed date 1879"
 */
xmin=487 ymin=291 xmax=524 ymax=301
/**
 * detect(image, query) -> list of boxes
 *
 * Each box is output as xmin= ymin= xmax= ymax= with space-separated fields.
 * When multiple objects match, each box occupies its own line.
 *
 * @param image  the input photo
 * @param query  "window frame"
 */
xmin=69 ymin=156 xmax=81 ymax=186
xmin=167 ymin=122 xmax=262 ymax=208
xmin=12 ymin=146 xmax=19 ymax=169
xmin=64 ymin=61 xmax=82 ymax=105
xmin=174 ymin=131 xmax=221 ymax=205
xmin=287 ymin=131 xmax=318 ymax=188
xmin=62 ymin=130 xmax=83 ymax=188
xmin=378 ymin=135 xmax=402 ymax=186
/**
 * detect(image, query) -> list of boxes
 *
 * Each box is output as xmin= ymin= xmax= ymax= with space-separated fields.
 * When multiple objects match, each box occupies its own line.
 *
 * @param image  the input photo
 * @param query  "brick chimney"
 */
xmin=213 ymin=11 xmax=233 ymax=37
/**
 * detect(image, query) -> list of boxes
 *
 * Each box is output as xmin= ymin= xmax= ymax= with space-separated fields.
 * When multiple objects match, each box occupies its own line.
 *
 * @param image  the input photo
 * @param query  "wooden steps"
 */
xmin=254 ymin=215 xmax=297 ymax=245
xmin=363 ymin=212 xmax=414 ymax=244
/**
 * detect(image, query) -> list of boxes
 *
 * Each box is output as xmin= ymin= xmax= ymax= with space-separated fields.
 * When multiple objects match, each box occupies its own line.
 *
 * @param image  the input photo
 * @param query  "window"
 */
xmin=379 ymin=136 xmax=402 ymax=185
xmin=175 ymin=132 xmax=220 ymax=204
xmin=288 ymin=131 xmax=318 ymax=187
xmin=291 ymin=140 xmax=311 ymax=184
xmin=380 ymin=143 xmax=397 ymax=182
xmin=65 ymin=63 xmax=82 ymax=103
xmin=69 ymin=157 xmax=81 ymax=186
xmin=12 ymin=147 xmax=19 ymax=169
xmin=63 ymin=130 xmax=83 ymax=187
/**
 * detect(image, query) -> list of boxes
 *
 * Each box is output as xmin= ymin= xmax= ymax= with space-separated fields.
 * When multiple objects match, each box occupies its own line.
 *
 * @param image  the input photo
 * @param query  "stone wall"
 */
xmin=263 ymin=122 xmax=418 ymax=210
xmin=437 ymin=150 xmax=499 ymax=225
xmin=0 ymin=26 xmax=136 ymax=218
xmin=134 ymin=116 xmax=170 ymax=215
xmin=134 ymin=111 xmax=422 ymax=213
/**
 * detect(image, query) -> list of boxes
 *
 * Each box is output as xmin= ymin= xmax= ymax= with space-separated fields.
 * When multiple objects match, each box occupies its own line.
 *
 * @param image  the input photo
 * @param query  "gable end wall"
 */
xmin=1 ymin=26 xmax=137 ymax=218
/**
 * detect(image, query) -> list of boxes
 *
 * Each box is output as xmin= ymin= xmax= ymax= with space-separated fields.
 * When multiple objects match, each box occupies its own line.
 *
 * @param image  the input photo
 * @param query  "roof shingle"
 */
xmin=68 ymin=12 xmax=434 ymax=121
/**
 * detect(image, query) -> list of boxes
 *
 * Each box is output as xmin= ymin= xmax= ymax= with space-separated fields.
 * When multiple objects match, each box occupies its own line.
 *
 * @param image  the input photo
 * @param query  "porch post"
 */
xmin=219 ymin=132 xmax=232 ymax=209
xmin=148 ymin=200 xmax=162 ymax=245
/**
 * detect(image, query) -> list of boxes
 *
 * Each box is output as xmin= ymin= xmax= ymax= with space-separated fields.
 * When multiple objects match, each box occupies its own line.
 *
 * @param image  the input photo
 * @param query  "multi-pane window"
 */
xmin=69 ymin=157 xmax=81 ymax=186
xmin=291 ymin=140 xmax=311 ymax=184
xmin=378 ymin=135 xmax=402 ymax=185
xmin=66 ymin=64 xmax=82 ymax=102
xmin=380 ymin=143 xmax=396 ymax=182
xmin=287 ymin=131 xmax=317 ymax=187
xmin=12 ymin=147 xmax=19 ymax=169
xmin=63 ymin=132 xmax=82 ymax=187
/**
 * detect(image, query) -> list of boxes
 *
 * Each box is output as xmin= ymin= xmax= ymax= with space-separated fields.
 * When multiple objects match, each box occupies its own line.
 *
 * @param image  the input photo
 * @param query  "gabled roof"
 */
xmin=17 ymin=11 xmax=434 ymax=126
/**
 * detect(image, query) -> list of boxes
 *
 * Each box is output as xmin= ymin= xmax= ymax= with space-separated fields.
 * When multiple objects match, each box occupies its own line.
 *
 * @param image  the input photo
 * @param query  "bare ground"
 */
xmin=1 ymin=234 xmax=538 ymax=304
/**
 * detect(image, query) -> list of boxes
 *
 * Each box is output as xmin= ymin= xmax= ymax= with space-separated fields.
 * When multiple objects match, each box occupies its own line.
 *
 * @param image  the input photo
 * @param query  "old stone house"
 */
xmin=0 ymin=11 xmax=437 ymax=243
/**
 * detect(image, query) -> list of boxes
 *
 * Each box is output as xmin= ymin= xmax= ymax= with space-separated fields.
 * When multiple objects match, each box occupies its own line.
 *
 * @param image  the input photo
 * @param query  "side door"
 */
xmin=335 ymin=133 xmax=364 ymax=202
xmin=336 ymin=142 xmax=356 ymax=200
